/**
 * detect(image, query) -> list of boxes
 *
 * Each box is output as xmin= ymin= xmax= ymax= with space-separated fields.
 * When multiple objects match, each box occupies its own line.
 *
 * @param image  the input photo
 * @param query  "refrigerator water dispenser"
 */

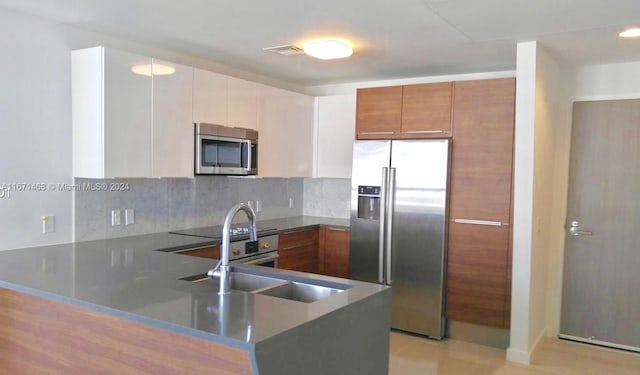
xmin=357 ymin=185 xmax=381 ymax=220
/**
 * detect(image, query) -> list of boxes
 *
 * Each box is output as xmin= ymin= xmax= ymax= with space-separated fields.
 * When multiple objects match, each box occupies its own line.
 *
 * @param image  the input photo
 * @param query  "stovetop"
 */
xmin=169 ymin=225 xmax=277 ymax=240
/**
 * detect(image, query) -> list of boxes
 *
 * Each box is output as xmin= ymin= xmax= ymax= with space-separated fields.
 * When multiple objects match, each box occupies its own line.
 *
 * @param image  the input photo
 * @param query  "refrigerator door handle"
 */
xmin=378 ymin=167 xmax=389 ymax=284
xmin=386 ymin=167 xmax=396 ymax=285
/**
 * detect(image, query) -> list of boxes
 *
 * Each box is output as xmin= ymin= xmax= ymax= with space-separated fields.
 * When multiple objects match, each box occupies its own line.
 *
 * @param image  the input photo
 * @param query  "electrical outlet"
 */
xmin=111 ymin=210 xmax=122 ymax=226
xmin=289 ymin=197 xmax=294 ymax=209
xmin=41 ymin=215 xmax=55 ymax=233
xmin=125 ymin=209 xmax=135 ymax=225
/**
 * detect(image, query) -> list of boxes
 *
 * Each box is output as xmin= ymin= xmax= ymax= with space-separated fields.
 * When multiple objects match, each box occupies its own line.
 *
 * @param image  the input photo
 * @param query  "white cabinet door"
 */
xmin=72 ymin=47 xmax=152 ymax=178
xmin=258 ymin=86 xmax=314 ymax=177
xmin=228 ymin=77 xmax=258 ymax=130
xmin=314 ymin=95 xmax=356 ymax=178
xmin=193 ymin=68 xmax=227 ymax=125
xmin=103 ymin=49 xmax=153 ymax=178
xmin=152 ymin=60 xmax=193 ymax=178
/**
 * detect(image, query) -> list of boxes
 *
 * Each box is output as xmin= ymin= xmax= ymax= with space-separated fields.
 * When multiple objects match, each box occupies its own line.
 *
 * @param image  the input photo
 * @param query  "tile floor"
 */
xmin=389 ymin=332 xmax=640 ymax=374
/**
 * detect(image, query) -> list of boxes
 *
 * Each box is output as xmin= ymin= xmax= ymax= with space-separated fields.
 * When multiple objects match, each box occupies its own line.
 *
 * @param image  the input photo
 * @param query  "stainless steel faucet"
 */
xmin=207 ymin=203 xmax=257 ymax=294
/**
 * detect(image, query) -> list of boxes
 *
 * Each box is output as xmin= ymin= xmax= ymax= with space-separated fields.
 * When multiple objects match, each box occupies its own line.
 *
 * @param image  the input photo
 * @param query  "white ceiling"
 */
xmin=1 ymin=0 xmax=640 ymax=87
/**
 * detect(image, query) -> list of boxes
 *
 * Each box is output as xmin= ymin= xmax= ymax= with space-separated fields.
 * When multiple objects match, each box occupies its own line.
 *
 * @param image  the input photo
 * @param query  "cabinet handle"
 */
xmin=359 ymin=131 xmax=395 ymax=135
xmin=326 ymin=227 xmax=348 ymax=232
xmin=450 ymin=219 xmax=509 ymax=226
xmin=282 ymin=228 xmax=315 ymax=235
xmin=405 ymin=130 xmax=445 ymax=134
xmin=280 ymin=243 xmax=315 ymax=250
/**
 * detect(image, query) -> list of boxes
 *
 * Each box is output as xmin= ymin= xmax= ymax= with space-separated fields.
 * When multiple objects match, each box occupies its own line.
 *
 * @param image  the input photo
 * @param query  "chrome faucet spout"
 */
xmin=208 ymin=203 xmax=257 ymax=294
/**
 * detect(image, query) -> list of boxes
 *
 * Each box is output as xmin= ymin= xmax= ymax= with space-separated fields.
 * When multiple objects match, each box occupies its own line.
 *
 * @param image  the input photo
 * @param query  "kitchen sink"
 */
xmin=179 ymin=272 xmax=285 ymax=292
xmin=180 ymin=271 xmax=348 ymax=302
xmin=256 ymin=281 xmax=345 ymax=303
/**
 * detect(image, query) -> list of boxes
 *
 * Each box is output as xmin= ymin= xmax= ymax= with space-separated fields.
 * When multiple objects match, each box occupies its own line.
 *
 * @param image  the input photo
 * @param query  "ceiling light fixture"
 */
xmin=131 ymin=63 xmax=176 ymax=76
xmin=619 ymin=28 xmax=640 ymax=38
xmin=303 ymin=39 xmax=353 ymax=60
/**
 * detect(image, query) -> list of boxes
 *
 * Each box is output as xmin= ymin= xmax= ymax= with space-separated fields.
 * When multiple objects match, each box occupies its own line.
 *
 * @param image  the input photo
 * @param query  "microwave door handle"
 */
xmin=244 ymin=140 xmax=252 ymax=172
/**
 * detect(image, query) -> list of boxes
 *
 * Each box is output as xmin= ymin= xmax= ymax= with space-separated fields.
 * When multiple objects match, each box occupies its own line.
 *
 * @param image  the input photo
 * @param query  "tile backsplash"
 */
xmin=302 ymin=178 xmax=351 ymax=219
xmin=74 ymin=177 xmax=351 ymax=241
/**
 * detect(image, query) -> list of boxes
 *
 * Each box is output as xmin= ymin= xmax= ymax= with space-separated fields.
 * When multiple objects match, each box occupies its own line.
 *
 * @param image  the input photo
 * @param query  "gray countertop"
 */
xmin=0 ymin=216 xmax=380 ymax=351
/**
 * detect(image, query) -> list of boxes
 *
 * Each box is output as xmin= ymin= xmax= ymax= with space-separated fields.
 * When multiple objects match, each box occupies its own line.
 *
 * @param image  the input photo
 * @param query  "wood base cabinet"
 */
xmin=278 ymin=229 xmax=319 ymax=273
xmin=318 ymin=227 xmax=350 ymax=279
xmin=446 ymin=223 xmax=511 ymax=327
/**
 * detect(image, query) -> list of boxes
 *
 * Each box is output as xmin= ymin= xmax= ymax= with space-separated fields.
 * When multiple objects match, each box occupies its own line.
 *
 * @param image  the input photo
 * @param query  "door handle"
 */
xmin=569 ymin=221 xmax=593 ymax=236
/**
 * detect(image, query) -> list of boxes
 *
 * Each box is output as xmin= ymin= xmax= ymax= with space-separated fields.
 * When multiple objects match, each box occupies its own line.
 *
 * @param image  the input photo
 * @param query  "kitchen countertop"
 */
xmin=0 ymin=216 xmax=372 ymax=350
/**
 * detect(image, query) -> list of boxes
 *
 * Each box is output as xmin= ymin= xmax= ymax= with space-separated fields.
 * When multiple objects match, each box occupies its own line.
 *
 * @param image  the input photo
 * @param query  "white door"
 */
xmin=560 ymin=99 xmax=640 ymax=352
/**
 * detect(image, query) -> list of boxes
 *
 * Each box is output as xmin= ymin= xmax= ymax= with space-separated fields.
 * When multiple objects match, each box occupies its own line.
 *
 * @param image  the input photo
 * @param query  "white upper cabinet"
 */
xmin=192 ymin=70 xmax=258 ymax=130
xmin=152 ymin=59 xmax=193 ymax=178
xmin=192 ymin=68 xmax=227 ymax=125
xmin=314 ymin=95 xmax=356 ymax=178
xmin=257 ymin=85 xmax=314 ymax=178
xmin=73 ymin=47 xmax=152 ymax=178
xmin=72 ymin=47 xmax=194 ymax=178
xmin=228 ymin=77 xmax=258 ymax=130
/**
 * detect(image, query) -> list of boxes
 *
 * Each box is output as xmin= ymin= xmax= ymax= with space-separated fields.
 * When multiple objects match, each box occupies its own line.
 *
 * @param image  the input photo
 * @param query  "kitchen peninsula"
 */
xmin=0 ymin=219 xmax=390 ymax=375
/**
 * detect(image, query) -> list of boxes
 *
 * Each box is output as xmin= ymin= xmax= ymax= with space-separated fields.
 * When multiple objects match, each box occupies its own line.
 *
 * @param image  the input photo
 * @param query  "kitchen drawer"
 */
xmin=177 ymin=245 xmax=220 ymax=260
xmin=279 ymin=229 xmax=318 ymax=249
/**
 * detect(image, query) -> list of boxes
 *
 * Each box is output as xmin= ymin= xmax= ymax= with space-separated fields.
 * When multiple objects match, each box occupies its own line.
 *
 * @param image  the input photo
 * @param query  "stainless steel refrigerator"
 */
xmin=350 ymin=139 xmax=450 ymax=339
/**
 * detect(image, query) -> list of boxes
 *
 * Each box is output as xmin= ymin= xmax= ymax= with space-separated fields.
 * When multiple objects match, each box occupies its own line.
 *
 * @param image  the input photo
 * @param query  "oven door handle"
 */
xmin=235 ymin=253 xmax=279 ymax=266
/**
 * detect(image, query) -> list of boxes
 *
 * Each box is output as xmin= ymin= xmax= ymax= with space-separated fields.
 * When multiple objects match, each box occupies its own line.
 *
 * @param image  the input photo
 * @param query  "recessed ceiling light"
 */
xmin=131 ymin=63 xmax=176 ymax=76
xmin=303 ymin=39 xmax=353 ymax=60
xmin=619 ymin=28 xmax=640 ymax=38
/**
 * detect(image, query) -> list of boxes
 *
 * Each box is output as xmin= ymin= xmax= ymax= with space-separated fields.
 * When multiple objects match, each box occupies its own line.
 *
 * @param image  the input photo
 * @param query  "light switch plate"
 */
xmin=42 ymin=215 xmax=55 ymax=233
xmin=256 ymin=200 xmax=262 ymax=212
xmin=111 ymin=210 xmax=122 ymax=226
xmin=125 ymin=209 xmax=135 ymax=225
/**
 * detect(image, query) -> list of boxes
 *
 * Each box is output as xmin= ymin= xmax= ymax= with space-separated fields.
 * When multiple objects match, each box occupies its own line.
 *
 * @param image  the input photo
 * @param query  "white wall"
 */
xmin=529 ymin=45 xmax=564 ymax=349
xmin=0 ymin=8 xmax=73 ymax=250
xmin=509 ymin=41 xmax=537 ymax=365
xmin=572 ymin=61 xmax=640 ymax=101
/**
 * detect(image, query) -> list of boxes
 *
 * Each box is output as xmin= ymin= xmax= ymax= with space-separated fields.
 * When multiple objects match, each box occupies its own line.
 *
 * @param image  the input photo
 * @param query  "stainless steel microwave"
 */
xmin=194 ymin=123 xmax=258 ymax=176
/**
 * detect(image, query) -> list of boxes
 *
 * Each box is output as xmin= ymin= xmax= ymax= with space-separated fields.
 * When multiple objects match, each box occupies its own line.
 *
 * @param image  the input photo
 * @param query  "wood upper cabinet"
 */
xmin=278 ymin=229 xmax=319 ymax=273
xmin=356 ymin=86 xmax=402 ymax=138
xmin=318 ymin=227 xmax=350 ymax=279
xmin=355 ymin=82 xmax=453 ymax=139
xmin=446 ymin=77 xmax=516 ymax=329
xmin=177 ymin=244 xmax=220 ymax=260
xmin=401 ymin=82 xmax=453 ymax=137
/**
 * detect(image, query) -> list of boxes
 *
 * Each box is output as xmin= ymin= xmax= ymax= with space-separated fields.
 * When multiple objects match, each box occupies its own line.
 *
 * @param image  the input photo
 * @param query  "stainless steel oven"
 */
xmin=195 ymin=123 xmax=258 ymax=176
xmin=224 ymin=234 xmax=279 ymax=268
xmin=233 ymin=252 xmax=278 ymax=268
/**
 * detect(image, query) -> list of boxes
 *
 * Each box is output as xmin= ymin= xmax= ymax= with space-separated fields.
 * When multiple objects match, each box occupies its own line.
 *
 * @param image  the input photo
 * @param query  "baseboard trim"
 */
xmin=507 ymin=329 xmax=545 ymax=365
xmin=506 ymin=347 xmax=530 ymax=365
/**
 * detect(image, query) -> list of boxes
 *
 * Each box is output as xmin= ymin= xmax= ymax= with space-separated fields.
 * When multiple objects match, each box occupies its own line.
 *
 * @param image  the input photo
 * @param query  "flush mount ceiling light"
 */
xmin=131 ymin=63 xmax=176 ymax=76
xmin=619 ymin=28 xmax=640 ymax=38
xmin=302 ymin=39 xmax=353 ymax=60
